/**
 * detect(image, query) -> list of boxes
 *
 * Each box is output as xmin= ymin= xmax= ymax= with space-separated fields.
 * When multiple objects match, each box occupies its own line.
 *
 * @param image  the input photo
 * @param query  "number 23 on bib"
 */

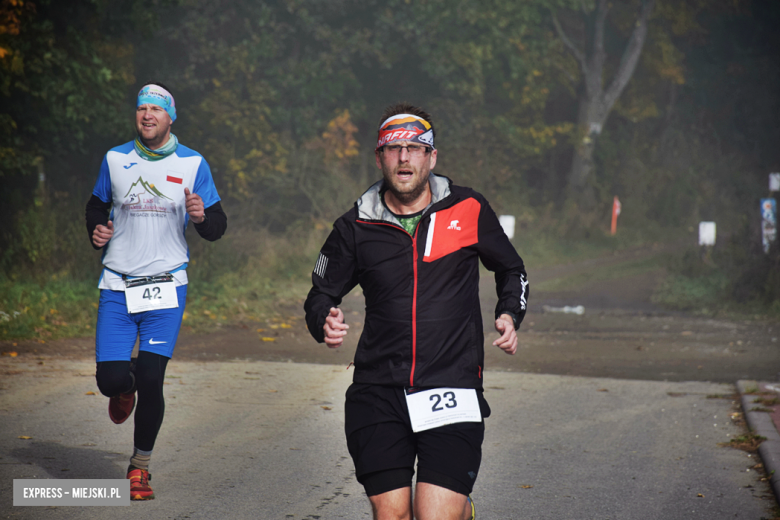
xmin=405 ymin=387 xmax=482 ymax=433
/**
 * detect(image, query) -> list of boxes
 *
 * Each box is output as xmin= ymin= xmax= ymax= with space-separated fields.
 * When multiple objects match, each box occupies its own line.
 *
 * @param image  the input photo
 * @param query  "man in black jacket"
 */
xmin=304 ymin=103 xmax=528 ymax=520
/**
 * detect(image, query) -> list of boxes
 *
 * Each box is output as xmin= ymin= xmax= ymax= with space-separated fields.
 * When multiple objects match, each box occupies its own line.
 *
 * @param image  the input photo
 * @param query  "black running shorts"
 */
xmin=344 ymin=383 xmax=491 ymax=496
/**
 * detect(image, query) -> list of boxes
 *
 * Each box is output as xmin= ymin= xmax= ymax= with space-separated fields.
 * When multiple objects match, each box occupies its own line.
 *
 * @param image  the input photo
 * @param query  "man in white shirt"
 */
xmin=85 ymin=81 xmax=226 ymax=500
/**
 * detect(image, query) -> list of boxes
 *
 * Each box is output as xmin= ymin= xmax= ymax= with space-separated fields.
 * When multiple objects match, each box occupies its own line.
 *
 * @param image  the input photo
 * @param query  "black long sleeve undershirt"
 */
xmin=85 ymin=195 xmax=227 ymax=249
xmin=193 ymin=201 xmax=228 ymax=241
xmin=85 ymin=195 xmax=111 ymax=250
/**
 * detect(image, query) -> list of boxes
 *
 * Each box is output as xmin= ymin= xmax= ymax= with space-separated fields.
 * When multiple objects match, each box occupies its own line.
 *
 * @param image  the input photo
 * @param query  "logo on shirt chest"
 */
xmin=423 ymin=199 xmax=481 ymax=262
xmin=122 ymin=176 xmax=175 ymax=217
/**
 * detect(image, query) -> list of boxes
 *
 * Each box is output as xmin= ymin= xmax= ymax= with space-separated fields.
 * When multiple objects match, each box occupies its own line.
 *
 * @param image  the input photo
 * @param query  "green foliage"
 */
xmin=0 ymin=274 xmax=99 ymax=340
xmin=652 ymin=226 xmax=780 ymax=318
xmin=1 ymin=0 xmax=778 ymax=334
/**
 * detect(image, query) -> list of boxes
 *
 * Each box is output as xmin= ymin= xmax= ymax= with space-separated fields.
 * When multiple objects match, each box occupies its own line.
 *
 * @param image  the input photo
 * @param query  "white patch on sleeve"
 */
xmin=314 ymin=253 xmax=328 ymax=278
xmin=520 ymin=274 xmax=528 ymax=310
xmin=424 ymin=213 xmax=436 ymax=258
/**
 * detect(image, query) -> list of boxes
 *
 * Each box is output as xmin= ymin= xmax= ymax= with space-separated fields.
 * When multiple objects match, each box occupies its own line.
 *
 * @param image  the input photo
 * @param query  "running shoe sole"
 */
xmin=109 ymin=392 xmax=136 ymax=424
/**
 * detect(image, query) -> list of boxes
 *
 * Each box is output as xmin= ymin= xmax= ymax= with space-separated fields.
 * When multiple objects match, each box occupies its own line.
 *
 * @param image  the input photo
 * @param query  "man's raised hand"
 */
xmin=184 ymin=187 xmax=205 ymax=224
xmin=323 ymin=307 xmax=349 ymax=348
xmin=92 ymin=220 xmax=114 ymax=248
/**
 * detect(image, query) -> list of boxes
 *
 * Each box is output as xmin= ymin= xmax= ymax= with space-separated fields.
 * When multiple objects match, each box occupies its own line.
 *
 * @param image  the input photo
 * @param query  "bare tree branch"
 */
xmin=592 ymin=0 xmax=609 ymax=66
xmin=604 ymin=0 xmax=656 ymax=111
xmin=551 ymin=10 xmax=587 ymax=73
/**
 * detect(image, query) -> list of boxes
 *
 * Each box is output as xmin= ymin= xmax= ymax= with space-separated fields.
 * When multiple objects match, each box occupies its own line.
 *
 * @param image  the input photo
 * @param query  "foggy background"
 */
xmin=2 ymin=0 xmax=779 ymax=339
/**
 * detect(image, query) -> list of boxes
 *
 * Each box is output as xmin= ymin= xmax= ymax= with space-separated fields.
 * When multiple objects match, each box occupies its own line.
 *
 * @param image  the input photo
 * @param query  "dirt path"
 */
xmin=4 ymin=243 xmax=777 ymax=384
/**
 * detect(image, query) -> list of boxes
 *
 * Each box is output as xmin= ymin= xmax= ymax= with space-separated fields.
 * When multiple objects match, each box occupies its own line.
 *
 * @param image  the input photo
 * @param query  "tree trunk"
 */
xmin=568 ymin=94 xmax=609 ymax=208
xmin=553 ymin=0 xmax=656 ymax=209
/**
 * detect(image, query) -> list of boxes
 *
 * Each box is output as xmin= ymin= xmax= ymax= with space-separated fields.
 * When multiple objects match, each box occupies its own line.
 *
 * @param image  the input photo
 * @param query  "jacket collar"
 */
xmin=356 ymin=173 xmax=452 ymax=224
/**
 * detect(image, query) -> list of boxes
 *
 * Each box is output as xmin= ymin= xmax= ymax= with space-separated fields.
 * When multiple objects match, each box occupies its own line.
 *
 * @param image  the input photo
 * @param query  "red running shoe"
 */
xmin=108 ymin=392 xmax=136 ymax=424
xmin=127 ymin=467 xmax=154 ymax=500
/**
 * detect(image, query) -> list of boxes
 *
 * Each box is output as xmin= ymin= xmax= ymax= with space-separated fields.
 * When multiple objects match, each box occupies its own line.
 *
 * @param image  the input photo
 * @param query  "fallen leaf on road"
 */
xmin=597 ymin=388 xmax=609 ymax=392
xmin=261 ymin=337 xmax=276 ymax=342
xmin=321 ymin=406 xmax=332 ymax=410
xmin=697 ymin=493 xmax=704 ymax=497
xmin=520 ymin=485 xmax=533 ymax=489
xmin=18 ymin=436 xmax=32 ymax=440
xmin=681 ymin=331 xmax=693 ymax=336
xmin=85 ymin=391 xmax=96 ymax=395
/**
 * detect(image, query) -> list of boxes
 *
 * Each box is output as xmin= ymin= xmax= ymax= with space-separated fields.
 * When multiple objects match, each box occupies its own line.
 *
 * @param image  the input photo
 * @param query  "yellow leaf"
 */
xmin=261 ymin=337 xmax=276 ymax=342
xmin=520 ymin=485 xmax=533 ymax=489
xmin=85 ymin=391 xmax=96 ymax=395
xmin=321 ymin=406 xmax=332 ymax=410
xmin=18 ymin=436 xmax=32 ymax=440
xmin=280 ymin=323 xmax=292 ymax=329
xmin=256 ymin=328 xmax=265 ymax=332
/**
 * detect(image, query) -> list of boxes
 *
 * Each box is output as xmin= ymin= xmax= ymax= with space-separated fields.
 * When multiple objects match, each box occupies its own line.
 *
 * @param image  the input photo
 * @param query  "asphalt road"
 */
xmin=0 ymin=358 xmax=776 ymax=519
xmin=2 ymin=244 xmax=779 ymax=518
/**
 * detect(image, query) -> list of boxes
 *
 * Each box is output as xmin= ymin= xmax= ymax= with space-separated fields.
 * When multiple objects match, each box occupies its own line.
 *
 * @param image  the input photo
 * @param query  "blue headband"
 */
xmin=137 ymin=85 xmax=176 ymax=122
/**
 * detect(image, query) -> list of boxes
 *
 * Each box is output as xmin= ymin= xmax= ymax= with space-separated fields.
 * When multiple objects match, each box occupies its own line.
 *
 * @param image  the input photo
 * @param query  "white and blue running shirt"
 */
xmin=92 ymin=141 xmax=220 ymax=291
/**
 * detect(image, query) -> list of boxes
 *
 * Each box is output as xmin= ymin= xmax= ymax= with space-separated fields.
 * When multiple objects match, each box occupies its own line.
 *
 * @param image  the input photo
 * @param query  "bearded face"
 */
xmin=376 ymin=142 xmax=438 ymax=207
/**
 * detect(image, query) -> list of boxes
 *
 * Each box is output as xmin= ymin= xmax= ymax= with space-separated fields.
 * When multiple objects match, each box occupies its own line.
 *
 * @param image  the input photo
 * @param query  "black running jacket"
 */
xmin=304 ymin=174 xmax=529 ymax=390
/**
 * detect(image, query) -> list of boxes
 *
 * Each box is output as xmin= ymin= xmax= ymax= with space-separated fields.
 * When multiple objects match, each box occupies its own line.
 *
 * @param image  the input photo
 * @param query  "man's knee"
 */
xmin=134 ymin=352 xmax=169 ymax=392
xmin=95 ymin=361 xmax=133 ymax=397
xmin=413 ymin=482 xmax=470 ymax=520
xmin=368 ymin=485 xmax=412 ymax=520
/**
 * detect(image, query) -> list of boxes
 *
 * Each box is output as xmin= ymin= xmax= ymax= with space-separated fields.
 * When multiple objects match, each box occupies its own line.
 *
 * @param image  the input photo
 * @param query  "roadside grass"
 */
xmin=533 ymin=255 xmax=665 ymax=292
xmin=0 ymin=275 xmax=99 ymax=341
xmin=182 ymin=272 xmax=311 ymax=334
xmin=515 ymin=224 xmax=675 ymax=271
xmin=0 ymin=225 xmax=327 ymax=341
xmin=719 ymin=433 xmax=766 ymax=452
xmin=651 ymin=270 xmax=730 ymax=314
xmin=3 ymin=218 xmax=777 ymax=340
xmin=651 ymin=262 xmax=780 ymax=320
